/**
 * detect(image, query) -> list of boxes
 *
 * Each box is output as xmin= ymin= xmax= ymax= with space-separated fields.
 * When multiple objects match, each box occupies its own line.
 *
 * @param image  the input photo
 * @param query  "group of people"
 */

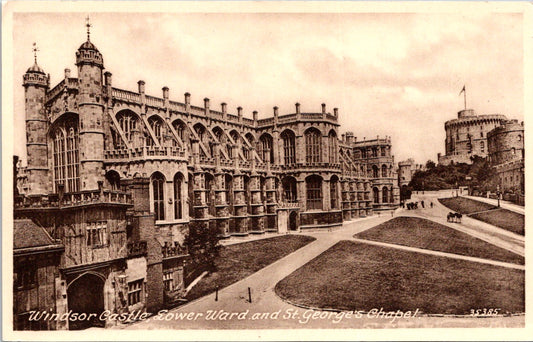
xmin=401 ymin=200 xmax=434 ymax=210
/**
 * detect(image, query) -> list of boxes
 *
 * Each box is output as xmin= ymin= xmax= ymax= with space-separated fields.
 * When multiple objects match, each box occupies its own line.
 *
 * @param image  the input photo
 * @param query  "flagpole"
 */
xmin=463 ymin=86 xmax=466 ymax=110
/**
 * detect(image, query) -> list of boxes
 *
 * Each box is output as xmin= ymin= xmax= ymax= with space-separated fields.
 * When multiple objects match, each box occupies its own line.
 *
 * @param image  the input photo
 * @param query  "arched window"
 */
xmin=305 ymin=128 xmax=322 ymax=163
xmin=373 ymin=187 xmax=379 ymax=203
xmin=372 ymin=148 xmax=378 ymax=157
xmin=480 ymin=141 xmax=485 ymax=153
xmin=306 ymin=175 xmax=323 ymax=210
xmin=372 ymin=165 xmax=379 ymax=178
xmin=282 ymin=177 xmax=297 ymax=203
xmin=361 ymin=149 xmax=367 ymax=159
xmin=147 ymin=116 xmax=164 ymax=147
xmin=105 ymin=171 xmax=121 ymax=191
xmin=172 ymin=120 xmax=187 ymax=147
xmin=259 ymin=134 xmax=274 ymax=163
xmin=330 ymin=176 xmax=339 ymax=209
xmin=511 ymin=147 xmax=516 ymax=155
xmin=281 ymin=130 xmax=296 ymax=165
xmin=225 ymin=174 xmax=234 ymax=215
xmin=205 ymin=173 xmax=215 ymax=216
xmin=390 ymin=188 xmax=394 ymax=204
xmin=116 ymin=111 xmax=138 ymax=147
xmin=381 ymin=147 xmax=386 ymax=157
xmin=328 ymin=131 xmax=337 ymax=164
xmin=382 ymin=187 xmax=389 ymax=203
xmin=152 ymin=172 xmax=165 ymax=221
xmin=52 ymin=118 xmax=80 ymax=193
xmin=381 ymin=165 xmax=388 ymax=178
xmin=173 ymin=173 xmax=183 ymax=220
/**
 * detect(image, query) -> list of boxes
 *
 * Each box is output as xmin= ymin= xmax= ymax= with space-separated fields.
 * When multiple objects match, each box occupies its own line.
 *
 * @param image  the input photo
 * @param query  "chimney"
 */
xmin=204 ymin=98 xmax=210 ymax=116
xmin=137 ymin=80 xmax=145 ymax=94
xmin=346 ymin=131 xmax=354 ymax=144
xmin=253 ymin=110 xmax=258 ymax=122
xmin=341 ymin=133 xmax=345 ymax=142
xmin=65 ymin=68 xmax=71 ymax=79
xmin=162 ymin=86 xmax=169 ymax=99
xmin=333 ymin=108 xmax=338 ymax=117
xmin=321 ymin=103 xmax=326 ymax=114
xmin=237 ymin=107 xmax=243 ymax=122
xmin=104 ymin=71 xmax=112 ymax=86
xmin=184 ymin=92 xmax=191 ymax=105
xmin=295 ymin=102 xmax=300 ymax=114
xmin=273 ymin=106 xmax=279 ymax=124
xmin=221 ymin=102 xmax=227 ymax=120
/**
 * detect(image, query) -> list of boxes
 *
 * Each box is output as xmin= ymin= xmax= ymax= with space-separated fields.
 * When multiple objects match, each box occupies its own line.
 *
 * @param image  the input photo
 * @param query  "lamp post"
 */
xmin=496 ymin=184 xmax=501 ymax=208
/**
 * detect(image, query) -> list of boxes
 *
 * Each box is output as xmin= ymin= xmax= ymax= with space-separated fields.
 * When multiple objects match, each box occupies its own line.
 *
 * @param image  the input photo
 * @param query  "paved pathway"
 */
xmin=124 ymin=203 xmax=524 ymax=330
xmin=352 ymin=238 xmax=524 ymax=270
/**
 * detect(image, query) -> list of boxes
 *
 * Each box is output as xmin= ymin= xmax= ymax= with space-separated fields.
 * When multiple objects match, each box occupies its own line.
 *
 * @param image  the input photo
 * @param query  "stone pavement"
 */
xmin=124 ymin=203 xmax=524 ymax=330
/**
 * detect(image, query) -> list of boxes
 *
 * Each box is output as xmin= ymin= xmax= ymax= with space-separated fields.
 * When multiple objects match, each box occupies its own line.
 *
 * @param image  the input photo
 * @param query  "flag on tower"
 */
xmin=459 ymin=85 xmax=466 ymax=96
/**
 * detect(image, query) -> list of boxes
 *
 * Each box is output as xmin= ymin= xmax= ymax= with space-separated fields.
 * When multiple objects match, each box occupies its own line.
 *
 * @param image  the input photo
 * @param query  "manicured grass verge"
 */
xmin=186 ymin=235 xmax=316 ymax=301
xmin=275 ymin=241 xmax=524 ymax=315
xmin=439 ymin=197 xmax=524 ymax=235
xmin=354 ymin=217 xmax=523 ymax=265
xmin=470 ymin=210 xmax=524 ymax=236
xmin=439 ymin=197 xmax=496 ymax=214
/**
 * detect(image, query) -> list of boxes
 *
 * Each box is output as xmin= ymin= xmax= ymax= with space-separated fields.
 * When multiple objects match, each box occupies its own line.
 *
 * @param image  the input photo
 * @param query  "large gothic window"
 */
xmin=328 ymin=131 xmax=337 ymax=164
xmin=205 ymin=173 xmax=215 ymax=217
xmin=330 ymin=176 xmax=339 ymax=209
xmin=173 ymin=173 xmax=183 ymax=220
xmin=382 ymin=187 xmax=389 ymax=203
xmin=282 ymin=176 xmax=297 ymax=203
xmin=116 ymin=111 xmax=138 ymax=147
xmin=52 ymin=119 xmax=80 ymax=193
xmin=373 ymin=187 xmax=379 ymax=203
xmin=172 ymin=120 xmax=187 ymax=147
xmin=305 ymin=128 xmax=322 ymax=164
xmin=372 ymin=165 xmax=379 ymax=178
xmin=306 ymin=175 xmax=323 ymax=210
xmin=152 ymin=172 xmax=165 ymax=221
xmin=381 ymin=164 xmax=388 ymax=178
xmin=281 ymin=130 xmax=296 ymax=165
xmin=259 ymin=134 xmax=274 ymax=163
xmin=147 ymin=116 xmax=163 ymax=147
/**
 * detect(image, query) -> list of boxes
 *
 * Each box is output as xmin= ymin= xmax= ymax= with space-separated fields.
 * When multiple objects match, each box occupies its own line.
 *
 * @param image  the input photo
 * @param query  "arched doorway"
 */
xmin=67 ymin=273 xmax=105 ymax=330
xmin=289 ymin=211 xmax=298 ymax=231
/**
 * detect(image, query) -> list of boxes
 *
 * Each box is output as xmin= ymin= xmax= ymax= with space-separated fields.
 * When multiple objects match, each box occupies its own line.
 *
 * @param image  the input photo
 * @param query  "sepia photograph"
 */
xmin=2 ymin=1 xmax=530 ymax=340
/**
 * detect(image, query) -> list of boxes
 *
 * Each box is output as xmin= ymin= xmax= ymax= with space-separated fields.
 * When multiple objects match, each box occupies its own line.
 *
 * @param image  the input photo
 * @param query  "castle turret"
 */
xmin=75 ymin=20 xmax=105 ymax=190
xmin=23 ymin=44 xmax=50 ymax=195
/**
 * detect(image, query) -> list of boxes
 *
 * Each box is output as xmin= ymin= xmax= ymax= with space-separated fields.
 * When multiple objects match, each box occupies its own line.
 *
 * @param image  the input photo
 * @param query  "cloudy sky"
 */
xmin=10 ymin=10 xmax=524 ymax=165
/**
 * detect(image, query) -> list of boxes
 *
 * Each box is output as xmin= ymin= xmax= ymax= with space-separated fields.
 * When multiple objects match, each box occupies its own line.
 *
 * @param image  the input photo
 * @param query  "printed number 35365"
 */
xmin=470 ymin=308 xmax=500 ymax=316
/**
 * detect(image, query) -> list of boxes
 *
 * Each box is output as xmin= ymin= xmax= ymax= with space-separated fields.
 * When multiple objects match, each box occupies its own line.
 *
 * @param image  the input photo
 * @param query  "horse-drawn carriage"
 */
xmin=447 ymin=212 xmax=463 ymax=223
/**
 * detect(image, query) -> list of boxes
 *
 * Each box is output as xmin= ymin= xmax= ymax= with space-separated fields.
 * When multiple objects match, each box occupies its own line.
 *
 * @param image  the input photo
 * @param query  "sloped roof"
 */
xmin=13 ymin=219 xmax=56 ymax=249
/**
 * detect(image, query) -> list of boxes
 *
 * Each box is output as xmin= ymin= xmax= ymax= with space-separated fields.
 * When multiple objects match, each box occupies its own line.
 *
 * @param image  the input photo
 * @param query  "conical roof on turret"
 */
xmin=26 ymin=61 xmax=45 ymax=74
xmin=78 ymin=40 xmax=100 ymax=52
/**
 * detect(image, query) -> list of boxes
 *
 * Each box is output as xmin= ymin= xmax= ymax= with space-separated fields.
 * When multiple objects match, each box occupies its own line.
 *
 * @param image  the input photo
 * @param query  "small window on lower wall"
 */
xmin=128 ymin=279 xmax=143 ymax=305
xmin=86 ymin=221 xmax=108 ymax=248
xmin=163 ymin=272 xmax=174 ymax=291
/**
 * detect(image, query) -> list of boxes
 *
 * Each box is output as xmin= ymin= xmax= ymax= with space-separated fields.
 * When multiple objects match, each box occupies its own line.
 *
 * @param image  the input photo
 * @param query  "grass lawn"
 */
xmin=186 ymin=235 xmax=316 ymax=301
xmin=354 ymin=217 xmax=524 ymax=265
xmin=439 ymin=197 xmax=524 ymax=235
xmin=470 ymin=210 xmax=525 ymax=236
xmin=439 ymin=197 xmax=496 ymax=214
xmin=275 ymin=241 xmax=524 ymax=315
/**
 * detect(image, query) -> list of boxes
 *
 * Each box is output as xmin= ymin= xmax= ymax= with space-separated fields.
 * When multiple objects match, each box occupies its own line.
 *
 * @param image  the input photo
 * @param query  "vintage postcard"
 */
xmin=2 ymin=1 xmax=531 ymax=340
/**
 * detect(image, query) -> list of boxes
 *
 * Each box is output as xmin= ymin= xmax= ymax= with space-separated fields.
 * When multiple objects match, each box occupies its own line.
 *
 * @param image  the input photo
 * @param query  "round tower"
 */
xmin=23 ymin=47 xmax=50 ymax=195
xmin=75 ymin=22 xmax=105 ymax=190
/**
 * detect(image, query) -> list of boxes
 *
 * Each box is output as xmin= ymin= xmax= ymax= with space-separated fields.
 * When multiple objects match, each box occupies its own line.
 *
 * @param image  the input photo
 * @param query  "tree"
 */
xmin=184 ymin=220 xmax=221 ymax=272
xmin=425 ymin=160 xmax=436 ymax=170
